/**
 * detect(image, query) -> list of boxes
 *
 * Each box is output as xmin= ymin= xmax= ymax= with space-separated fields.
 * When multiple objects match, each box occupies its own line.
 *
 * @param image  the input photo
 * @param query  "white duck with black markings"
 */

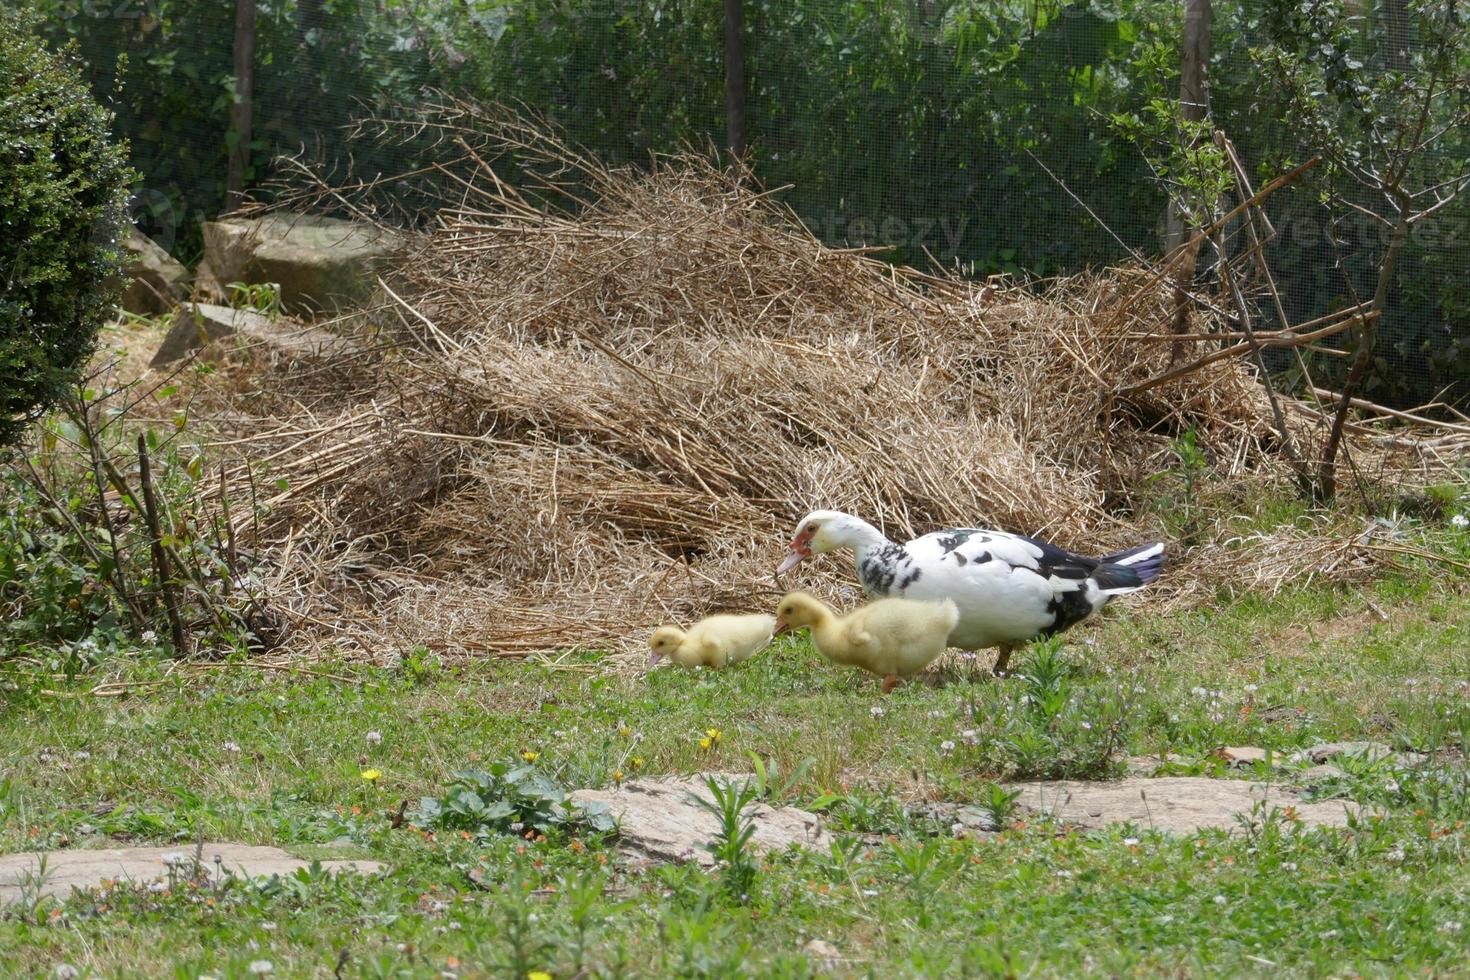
xmin=776 ymin=510 xmax=1164 ymax=675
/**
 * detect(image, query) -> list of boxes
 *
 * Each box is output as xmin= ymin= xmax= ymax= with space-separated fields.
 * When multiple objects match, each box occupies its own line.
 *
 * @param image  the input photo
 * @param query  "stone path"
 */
xmin=0 ymin=843 xmax=382 ymax=905
xmin=571 ymin=774 xmax=830 ymax=864
xmin=1010 ymin=776 xmax=1356 ymax=833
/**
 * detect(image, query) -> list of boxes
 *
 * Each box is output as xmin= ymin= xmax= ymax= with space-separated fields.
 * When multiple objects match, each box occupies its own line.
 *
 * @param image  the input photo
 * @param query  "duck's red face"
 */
xmin=776 ymin=520 xmax=819 ymax=575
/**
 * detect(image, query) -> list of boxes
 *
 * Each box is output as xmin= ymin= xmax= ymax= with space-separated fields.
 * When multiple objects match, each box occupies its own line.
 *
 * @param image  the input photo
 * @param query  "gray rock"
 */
xmin=202 ymin=213 xmax=401 ymax=315
xmin=150 ymin=303 xmax=356 ymax=366
xmin=802 ymin=938 xmax=843 ymax=967
xmin=569 ymin=775 xmax=829 ymax=865
xmin=119 ymin=229 xmax=189 ymax=315
xmin=952 ymin=805 xmax=999 ymax=834
xmin=1299 ymin=764 xmax=1347 ymax=784
xmin=1007 ymin=776 xmax=1355 ymax=834
xmin=1219 ymin=746 xmax=1273 ymax=767
xmin=1298 ymin=741 xmax=1425 ymax=768
xmin=0 ymin=843 xmax=381 ymax=905
xmin=1126 ymin=753 xmax=1185 ymax=775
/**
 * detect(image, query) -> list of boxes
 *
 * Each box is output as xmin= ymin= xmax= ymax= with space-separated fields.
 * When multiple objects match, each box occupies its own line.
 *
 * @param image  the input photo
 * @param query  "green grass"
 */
xmin=5 ymin=571 xmax=1470 ymax=977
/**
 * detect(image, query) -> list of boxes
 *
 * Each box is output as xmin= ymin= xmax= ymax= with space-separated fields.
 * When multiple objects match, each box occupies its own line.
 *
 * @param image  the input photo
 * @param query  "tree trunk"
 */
xmin=1316 ymin=213 xmax=1408 ymax=500
xmin=226 ymin=0 xmax=257 ymax=212
xmin=723 ymin=0 xmax=746 ymax=160
xmin=1166 ymin=0 xmax=1212 ymax=359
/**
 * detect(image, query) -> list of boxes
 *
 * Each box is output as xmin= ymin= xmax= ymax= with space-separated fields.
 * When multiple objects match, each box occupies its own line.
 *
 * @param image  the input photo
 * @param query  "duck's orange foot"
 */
xmin=882 ymin=675 xmax=900 ymax=694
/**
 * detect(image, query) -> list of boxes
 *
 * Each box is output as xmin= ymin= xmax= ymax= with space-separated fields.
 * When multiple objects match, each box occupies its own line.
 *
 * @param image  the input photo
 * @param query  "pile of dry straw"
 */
xmin=195 ymin=104 xmax=1395 ymax=661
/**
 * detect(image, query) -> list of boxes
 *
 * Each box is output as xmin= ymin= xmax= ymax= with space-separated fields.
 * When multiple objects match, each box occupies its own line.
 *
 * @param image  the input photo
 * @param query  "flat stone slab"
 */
xmin=202 ymin=213 xmax=401 ymax=314
xmin=1009 ymin=776 xmax=1356 ymax=834
xmin=0 ymin=844 xmax=382 ymax=905
xmin=1296 ymin=741 xmax=1426 ymax=768
xmin=151 ymin=303 xmax=355 ymax=366
xmin=570 ymin=775 xmax=829 ymax=865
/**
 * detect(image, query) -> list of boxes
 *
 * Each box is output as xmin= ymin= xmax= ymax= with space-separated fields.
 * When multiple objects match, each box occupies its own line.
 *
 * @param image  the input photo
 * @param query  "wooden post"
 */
xmin=225 ymin=0 xmax=257 ymax=212
xmin=1166 ymin=0 xmax=1212 ymax=354
xmin=723 ymin=0 xmax=746 ymax=160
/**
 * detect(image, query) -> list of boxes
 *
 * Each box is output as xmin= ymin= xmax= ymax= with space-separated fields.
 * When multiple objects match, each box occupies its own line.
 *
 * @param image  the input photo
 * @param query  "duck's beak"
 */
xmin=776 ymin=549 xmax=807 ymax=575
xmin=773 ymin=618 xmax=791 ymax=636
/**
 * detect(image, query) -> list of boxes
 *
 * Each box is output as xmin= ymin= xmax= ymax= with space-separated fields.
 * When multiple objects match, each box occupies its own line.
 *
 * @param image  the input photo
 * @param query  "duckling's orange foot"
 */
xmin=882 ymin=675 xmax=900 ymax=694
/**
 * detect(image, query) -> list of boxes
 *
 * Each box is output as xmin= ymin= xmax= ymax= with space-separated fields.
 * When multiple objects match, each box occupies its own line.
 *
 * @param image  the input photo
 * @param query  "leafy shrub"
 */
xmin=2 ymin=385 xmax=272 ymax=665
xmin=412 ymin=763 xmax=615 ymax=840
xmin=0 ymin=10 xmax=132 ymax=448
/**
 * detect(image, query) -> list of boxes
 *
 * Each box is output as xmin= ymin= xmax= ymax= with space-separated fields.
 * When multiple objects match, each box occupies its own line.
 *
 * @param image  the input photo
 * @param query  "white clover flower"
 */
xmin=869 ymin=705 xmax=885 ymax=718
xmin=365 ymin=731 xmax=383 ymax=746
xmin=1080 ymin=721 xmax=1092 ymax=730
xmin=140 ymin=630 xmax=157 ymax=643
xmin=1442 ymin=921 xmax=1463 ymax=933
xmin=1244 ymin=684 xmax=1258 ymax=694
xmin=1385 ymin=780 xmax=1400 ymax=793
xmin=940 ymin=740 xmax=956 ymax=753
xmin=222 ymin=741 xmax=242 ymax=754
xmin=1123 ymin=837 xmax=1139 ymax=846
xmin=248 ymin=962 xmax=274 ymax=976
xmin=1213 ymin=895 xmax=1228 ymax=906
xmin=74 ymin=750 xmax=91 ymax=761
xmin=1452 ymin=514 xmax=1469 ymax=528
xmin=1191 ymin=686 xmax=1207 ymax=698
xmin=53 ymin=965 xmax=80 ymax=980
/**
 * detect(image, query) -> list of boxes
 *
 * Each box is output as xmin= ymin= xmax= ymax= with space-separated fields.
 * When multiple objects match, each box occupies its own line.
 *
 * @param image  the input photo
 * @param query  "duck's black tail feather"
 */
xmin=1093 ymin=542 xmax=1165 ymax=593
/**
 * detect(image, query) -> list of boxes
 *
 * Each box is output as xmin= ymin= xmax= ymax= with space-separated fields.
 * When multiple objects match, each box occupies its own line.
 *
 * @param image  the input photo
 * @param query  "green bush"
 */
xmin=0 ymin=10 xmax=132 ymax=449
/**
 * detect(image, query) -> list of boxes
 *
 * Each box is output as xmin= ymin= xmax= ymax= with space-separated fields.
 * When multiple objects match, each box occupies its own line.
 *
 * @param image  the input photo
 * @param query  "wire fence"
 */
xmin=35 ymin=0 xmax=1470 ymax=412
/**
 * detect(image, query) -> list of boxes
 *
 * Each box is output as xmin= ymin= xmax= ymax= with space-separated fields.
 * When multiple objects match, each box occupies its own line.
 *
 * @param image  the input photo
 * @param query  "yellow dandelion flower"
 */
xmin=360 ymin=769 xmax=381 ymax=782
xmin=528 ymin=972 xmax=553 ymax=980
xmin=630 ymin=756 xmax=645 ymax=769
xmin=613 ymin=769 xmax=624 ymax=783
xmin=698 ymin=737 xmax=713 ymax=750
xmin=618 ymin=724 xmax=631 ymax=738
xmin=705 ymin=728 xmax=723 ymax=743
xmin=521 ymin=750 xmax=540 ymax=763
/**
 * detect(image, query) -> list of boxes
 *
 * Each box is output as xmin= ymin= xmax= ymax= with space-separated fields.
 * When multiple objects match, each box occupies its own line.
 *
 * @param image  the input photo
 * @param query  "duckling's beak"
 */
xmin=776 ymin=549 xmax=807 ymax=575
xmin=648 ymin=650 xmax=661 ymax=668
xmin=773 ymin=618 xmax=791 ymax=636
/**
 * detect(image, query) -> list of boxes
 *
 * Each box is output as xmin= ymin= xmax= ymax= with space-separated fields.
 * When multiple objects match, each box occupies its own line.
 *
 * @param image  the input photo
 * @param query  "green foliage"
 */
xmin=746 ymin=750 xmax=815 ymax=804
xmin=1 ymin=384 xmax=261 ymax=664
xmin=411 ymin=763 xmax=616 ymax=840
xmin=0 ymin=10 xmax=132 ymax=448
xmin=977 ymin=782 xmax=1024 ymax=828
xmin=692 ymin=775 xmax=761 ymax=904
xmin=1211 ymin=0 xmax=1470 ymax=408
xmin=226 ymin=281 xmax=283 ymax=320
xmin=1147 ymin=428 xmax=1209 ymax=544
xmin=31 ymin=0 xmax=461 ymax=258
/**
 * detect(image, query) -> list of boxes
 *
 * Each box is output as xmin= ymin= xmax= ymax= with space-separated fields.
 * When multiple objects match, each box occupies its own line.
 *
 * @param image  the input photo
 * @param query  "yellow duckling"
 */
xmin=775 ymin=591 xmax=959 ymax=693
xmin=648 ymin=613 xmax=778 ymax=670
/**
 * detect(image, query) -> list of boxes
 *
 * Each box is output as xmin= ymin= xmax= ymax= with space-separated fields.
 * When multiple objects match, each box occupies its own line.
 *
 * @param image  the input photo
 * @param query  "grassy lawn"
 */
xmin=4 ymin=569 xmax=1470 ymax=977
